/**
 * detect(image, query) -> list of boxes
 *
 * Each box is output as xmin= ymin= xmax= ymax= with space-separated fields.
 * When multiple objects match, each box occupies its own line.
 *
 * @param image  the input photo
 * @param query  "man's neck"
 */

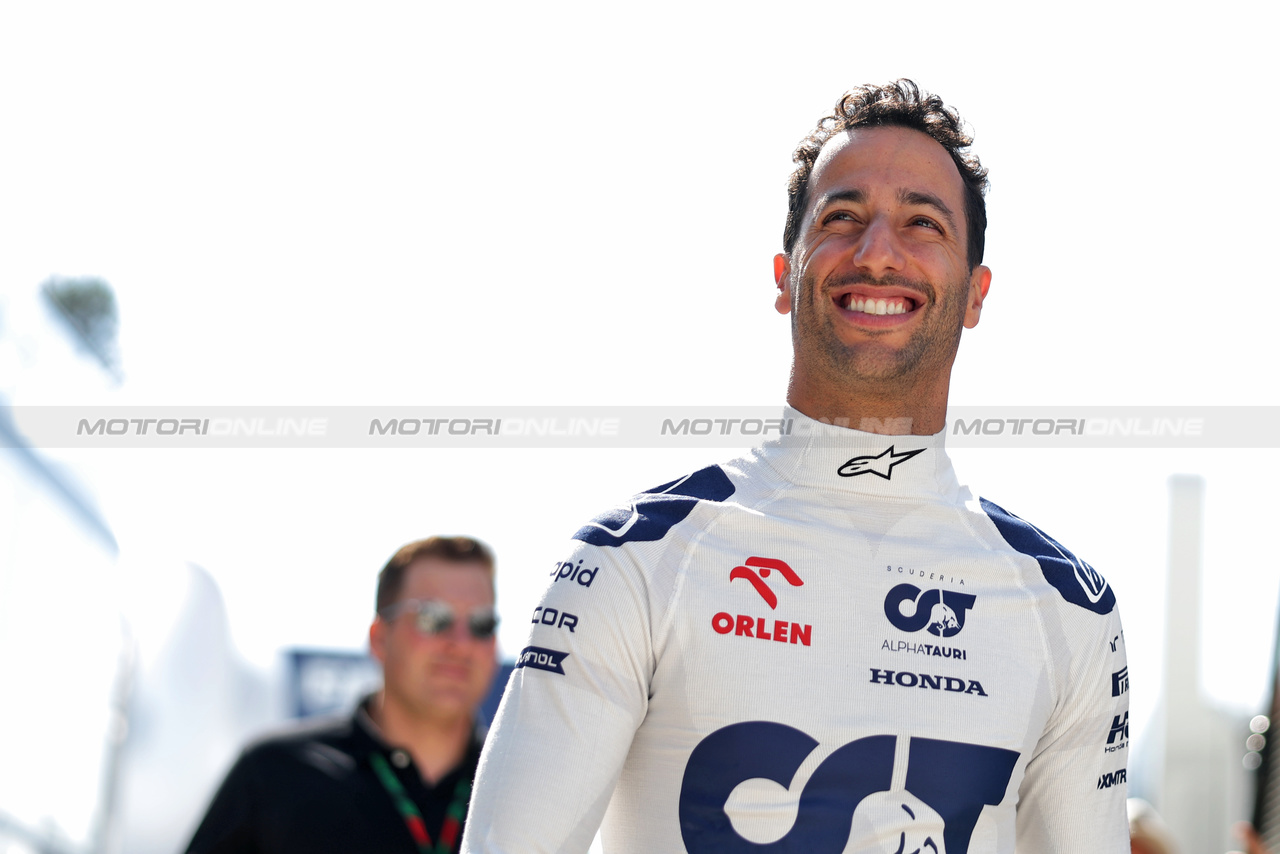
xmin=369 ymin=692 xmax=473 ymax=785
xmin=785 ymin=376 xmax=951 ymax=436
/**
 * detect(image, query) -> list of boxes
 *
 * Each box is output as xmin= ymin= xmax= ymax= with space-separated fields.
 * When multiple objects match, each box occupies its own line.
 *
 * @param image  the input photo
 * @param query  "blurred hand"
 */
xmin=1227 ymin=822 xmax=1272 ymax=854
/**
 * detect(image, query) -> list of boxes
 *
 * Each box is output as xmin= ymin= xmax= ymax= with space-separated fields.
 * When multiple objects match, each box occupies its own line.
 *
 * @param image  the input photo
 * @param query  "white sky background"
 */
xmin=2 ymin=0 xmax=1278 ymax=776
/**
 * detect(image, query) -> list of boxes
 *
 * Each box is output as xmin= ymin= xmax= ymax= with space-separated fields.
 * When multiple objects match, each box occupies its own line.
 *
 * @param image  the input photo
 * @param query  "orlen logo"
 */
xmin=884 ymin=584 xmax=976 ymax=638
xmin=713 ymin=557 xmax=812 ymax=647
xmin=729 ymin=556 xmax=803 ymax=608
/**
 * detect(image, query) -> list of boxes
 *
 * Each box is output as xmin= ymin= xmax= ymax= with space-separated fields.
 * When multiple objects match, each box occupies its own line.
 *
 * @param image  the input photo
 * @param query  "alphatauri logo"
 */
xmin=884 ymin=584 xmax=976 ymax=638
xmin=838 ymin=446 xmax=925 ymax=479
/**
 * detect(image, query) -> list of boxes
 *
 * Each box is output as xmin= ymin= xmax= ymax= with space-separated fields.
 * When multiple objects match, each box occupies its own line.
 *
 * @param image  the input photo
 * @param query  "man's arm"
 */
xmin=462 ymin=540 xmax=655 ymax=854
xmin=1015 ymin=605 xmax=1130 ymax=850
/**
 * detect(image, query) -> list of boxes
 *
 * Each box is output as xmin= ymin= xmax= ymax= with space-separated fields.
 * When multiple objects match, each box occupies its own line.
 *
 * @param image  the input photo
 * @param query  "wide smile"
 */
xmin=832 ymin=287 xmax=924 ymax=327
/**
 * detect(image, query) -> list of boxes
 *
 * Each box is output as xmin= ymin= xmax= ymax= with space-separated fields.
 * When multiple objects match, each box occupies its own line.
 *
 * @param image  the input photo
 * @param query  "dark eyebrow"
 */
xmin=811 ymin=187 xmax=958 ymax=236
xmin=900 ymin=189 xmax=958 ymax=234
xmin=811 ymin=189 xmax=866 ymax=220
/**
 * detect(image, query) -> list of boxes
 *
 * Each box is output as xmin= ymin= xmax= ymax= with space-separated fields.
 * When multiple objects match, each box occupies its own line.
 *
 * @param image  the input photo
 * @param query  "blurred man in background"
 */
xmin=185 ymin=536 xmax=498 ymax=854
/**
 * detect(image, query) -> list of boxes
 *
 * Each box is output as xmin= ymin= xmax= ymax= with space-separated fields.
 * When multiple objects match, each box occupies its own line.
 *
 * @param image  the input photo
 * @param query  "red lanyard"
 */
xmin=369 ymin=751 xmax=471 ymax=854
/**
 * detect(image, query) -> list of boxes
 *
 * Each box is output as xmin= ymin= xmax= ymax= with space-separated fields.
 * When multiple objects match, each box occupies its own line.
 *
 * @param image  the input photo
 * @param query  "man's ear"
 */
xmin=963 ymin=265 xmax=992 ymax=329
xmin=774 ymin=253 xmax=793 ymax=315
xmin=369 ymin=618 xmax=387 ymax=665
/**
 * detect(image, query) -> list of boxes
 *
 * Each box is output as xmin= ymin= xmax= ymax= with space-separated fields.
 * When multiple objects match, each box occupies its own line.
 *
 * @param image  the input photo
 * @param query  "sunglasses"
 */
xmin=380 ymin=598 xmax=499 ymax=640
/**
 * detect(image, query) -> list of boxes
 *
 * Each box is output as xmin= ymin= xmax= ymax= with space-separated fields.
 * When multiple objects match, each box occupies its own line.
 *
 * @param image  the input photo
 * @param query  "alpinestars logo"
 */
xmin=838 ymin=446 xmax=925 ymax=479
xmin=729 ymin=556 xmax=803 ymax=609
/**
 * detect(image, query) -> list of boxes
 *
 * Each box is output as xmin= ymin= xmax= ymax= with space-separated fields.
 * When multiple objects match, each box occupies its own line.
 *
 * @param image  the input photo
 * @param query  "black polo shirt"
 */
xmin=185 ymin=699 xmax=484 ymax=854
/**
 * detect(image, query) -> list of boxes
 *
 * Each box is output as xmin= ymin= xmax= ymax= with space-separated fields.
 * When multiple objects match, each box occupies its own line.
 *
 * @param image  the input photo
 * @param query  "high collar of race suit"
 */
xmin=751 ymin=408 xmax=965 ymax=503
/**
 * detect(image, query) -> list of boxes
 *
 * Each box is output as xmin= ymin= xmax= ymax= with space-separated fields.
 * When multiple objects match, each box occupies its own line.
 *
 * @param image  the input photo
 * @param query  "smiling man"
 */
xmin=776 ymin=120 xmax=990 ymax=430
xmin=463 ymin=81 xmax=1128 ymax=853
xmin=187 ymin=536 xmax=498 ymax=854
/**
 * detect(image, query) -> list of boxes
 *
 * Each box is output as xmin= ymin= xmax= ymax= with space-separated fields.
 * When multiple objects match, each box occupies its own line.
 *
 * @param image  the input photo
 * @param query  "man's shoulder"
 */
xmin=975 ymin=495 xmax=1117 ymax=616
xmin=569 ymin=461 xmax=745 ymax=549
xmin=236 ymin=710 xmax=361 ymax=767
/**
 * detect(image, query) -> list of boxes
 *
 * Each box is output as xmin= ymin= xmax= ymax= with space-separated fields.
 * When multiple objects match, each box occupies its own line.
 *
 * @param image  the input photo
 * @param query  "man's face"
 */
xmin=774 ymin=125 xmax=991 ymax=397
xmin=370 ymin=558 xmax=497 ymax=724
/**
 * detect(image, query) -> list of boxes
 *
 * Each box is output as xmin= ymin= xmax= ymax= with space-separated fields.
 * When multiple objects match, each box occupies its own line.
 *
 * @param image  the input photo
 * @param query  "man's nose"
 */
xmin=851 ymin=216 xmax=906 ymax=275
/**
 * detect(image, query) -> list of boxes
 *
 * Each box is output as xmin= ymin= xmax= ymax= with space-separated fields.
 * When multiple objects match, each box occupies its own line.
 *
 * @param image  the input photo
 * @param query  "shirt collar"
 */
xmin=751 ymin=407 xmax=964 ymax=503
xmin=351 ymin=694 xmax=392 ymax=758
xmin=353 ymin=693 xmax=487 ymax=759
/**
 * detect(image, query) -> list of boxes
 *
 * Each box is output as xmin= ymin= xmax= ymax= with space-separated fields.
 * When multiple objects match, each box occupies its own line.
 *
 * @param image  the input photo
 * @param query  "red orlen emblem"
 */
xmin=729 ymin=557 xmax=803 ymax=609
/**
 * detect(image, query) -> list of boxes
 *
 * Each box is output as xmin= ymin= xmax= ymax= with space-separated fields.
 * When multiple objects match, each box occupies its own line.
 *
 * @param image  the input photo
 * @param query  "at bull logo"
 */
xmin=884 ymin=583 xmax=977 ymax=638
xmin=679 ymin=722 xmax=1018 ymax=854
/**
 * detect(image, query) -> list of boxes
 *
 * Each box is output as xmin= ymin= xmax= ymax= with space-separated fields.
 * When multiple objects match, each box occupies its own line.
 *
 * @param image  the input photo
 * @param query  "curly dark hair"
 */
xmin=783 ymin=80 xmax=989 ymax=269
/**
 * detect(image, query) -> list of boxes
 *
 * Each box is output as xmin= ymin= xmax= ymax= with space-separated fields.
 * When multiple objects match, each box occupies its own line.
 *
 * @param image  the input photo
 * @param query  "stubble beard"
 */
xmin=792 ymin=269 xmax=969 ymax=390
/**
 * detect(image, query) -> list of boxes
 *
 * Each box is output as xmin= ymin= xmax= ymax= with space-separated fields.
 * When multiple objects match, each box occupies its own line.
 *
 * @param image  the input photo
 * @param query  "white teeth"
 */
xmin=842 ymin=295 xmax=909 ymax=315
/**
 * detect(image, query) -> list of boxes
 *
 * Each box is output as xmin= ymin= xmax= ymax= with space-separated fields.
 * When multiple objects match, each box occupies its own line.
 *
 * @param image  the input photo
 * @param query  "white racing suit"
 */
xmin=463 ymin=412 xmax=1129 ymax=853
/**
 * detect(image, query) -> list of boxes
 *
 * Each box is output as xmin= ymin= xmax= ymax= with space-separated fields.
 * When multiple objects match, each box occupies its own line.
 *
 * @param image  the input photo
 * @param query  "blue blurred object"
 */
xmin=286 ymin=648 xmax=514 ymax=725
